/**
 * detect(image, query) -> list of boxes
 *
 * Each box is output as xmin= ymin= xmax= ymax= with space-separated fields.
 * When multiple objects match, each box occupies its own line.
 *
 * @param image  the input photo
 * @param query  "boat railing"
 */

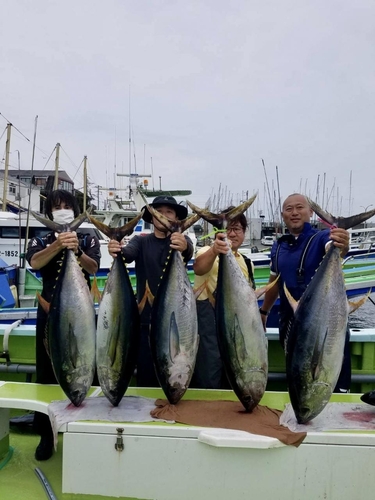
xmin=342 ymin=251 xmax=375 ymax=266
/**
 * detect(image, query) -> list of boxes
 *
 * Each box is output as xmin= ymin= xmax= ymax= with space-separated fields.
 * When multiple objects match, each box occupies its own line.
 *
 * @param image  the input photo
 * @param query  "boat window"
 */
xmin=1 ymin=227 xmax=20 ymax=238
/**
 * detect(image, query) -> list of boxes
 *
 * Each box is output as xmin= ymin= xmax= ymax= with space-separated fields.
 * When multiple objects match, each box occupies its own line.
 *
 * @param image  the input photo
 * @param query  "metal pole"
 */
xmin=83 ymin=156 xmax=87 ymax=211
xmin=54 ymin=143 xmax=60 ymax=190
xmin=2 ymin=123 xmax=12 ymax=210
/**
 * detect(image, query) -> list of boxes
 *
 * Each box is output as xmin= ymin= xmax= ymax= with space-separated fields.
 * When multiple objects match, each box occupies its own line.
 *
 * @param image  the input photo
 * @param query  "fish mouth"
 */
xmin=166 ymin=385 xmax=186 ymax=405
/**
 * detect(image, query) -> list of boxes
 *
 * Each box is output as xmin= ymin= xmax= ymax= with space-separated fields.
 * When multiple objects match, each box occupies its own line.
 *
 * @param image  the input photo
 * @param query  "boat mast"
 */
xmin=2 ymin=123 xmax=12 ymax=210
xmin=54 ymin=143 xmax=60 ymax=190
xmin=83 ymin=155 xmax=87 ymax=211
xmin=23 ymin=116 xmax=38 ymax=267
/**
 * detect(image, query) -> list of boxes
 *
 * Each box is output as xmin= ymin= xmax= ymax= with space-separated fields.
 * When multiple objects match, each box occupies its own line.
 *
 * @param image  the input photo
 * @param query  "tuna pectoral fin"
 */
xmin=348 ymin=291 xmax=371 ymax=314
xmin=283 ymin=284 xmax=299 ymax=314
xmin=311 ymin=329 xmax=329 ymax=381
xmin=231 ymin=315 xmax=248 ymax=365
xmin=68 ymin=324 xmax=79 ymax=370
xmin=169 ymin=312 xmax=181 ymax=363
xmin=36 ymin=292 xmax=50 ymax=314
xmin=108 ymin=317 xmax=120 ymax=366
xmin=255 ymin=275 xmax=279 ymax=300
xmin=91 ymin=276 xmax=102 ymax=304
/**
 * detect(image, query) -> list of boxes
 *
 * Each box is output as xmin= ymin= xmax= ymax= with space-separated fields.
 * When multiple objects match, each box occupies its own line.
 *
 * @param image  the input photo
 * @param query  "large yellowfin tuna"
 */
xmin=285 ymin=200 xmax=375 ymax=423
xmin=148 ymin=206 xmax=200 ymax=404
xmin=188 ymin=196 xmax=269 ymax=412
xmin=32 ymin=211 xmax=96 ymax=407
xmin=89 ymin=214 xmax=143 ymax=406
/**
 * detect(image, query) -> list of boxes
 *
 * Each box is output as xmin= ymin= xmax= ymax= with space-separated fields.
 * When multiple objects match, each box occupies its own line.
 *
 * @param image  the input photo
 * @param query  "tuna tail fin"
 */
xmin=283 ymin=283 xmax=299 ymax=314
xmin=88 ymin=212 xmax=144 ymax=241
xmin=307 ymin=199 xmax=375 ymax=230
xmin=225 ymin=195 xmax=257 ymax=222
xmin=145 ymin=205 xmax=200 ymax=233
xmin=90 ymin=276 xmax=102 ymax=304
xmin=186 ymin=201 xmax=221 ymax=226
xmin=348 ymin=290 xmax=372 ymax=314
xmin=36 ymin=291 xmax=50 ymax=314
xmin=187 ymin=195 xmax=257 ymax=229
xmin=31 ymin=211 xmax=87 ymax=233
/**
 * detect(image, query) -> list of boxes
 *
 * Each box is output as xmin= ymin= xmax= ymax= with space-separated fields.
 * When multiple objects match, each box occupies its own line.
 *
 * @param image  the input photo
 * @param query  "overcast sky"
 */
xmin=1 ymin=0 xmax=375 ymax=222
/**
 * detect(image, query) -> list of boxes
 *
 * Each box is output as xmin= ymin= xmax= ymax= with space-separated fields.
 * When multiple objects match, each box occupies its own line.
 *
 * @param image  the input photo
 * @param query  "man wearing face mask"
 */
xmin=26 ymin=189 xmax=101 ymax=461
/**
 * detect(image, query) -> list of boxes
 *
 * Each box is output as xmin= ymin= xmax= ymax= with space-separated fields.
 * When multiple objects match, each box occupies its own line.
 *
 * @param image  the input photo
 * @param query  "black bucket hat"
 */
xmin=142 ymin=195 xmax=188 ymax=223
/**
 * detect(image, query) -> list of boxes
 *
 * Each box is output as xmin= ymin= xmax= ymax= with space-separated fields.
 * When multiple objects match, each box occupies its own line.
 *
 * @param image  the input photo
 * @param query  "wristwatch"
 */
xmin=259 ymin=308 xmax=269 ymax=317
xmin=76 ymin=247 xmax=83 ymax=258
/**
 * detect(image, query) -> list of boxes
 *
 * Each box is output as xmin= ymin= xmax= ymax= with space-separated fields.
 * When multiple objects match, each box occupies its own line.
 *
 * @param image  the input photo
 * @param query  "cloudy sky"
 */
xmin=1 ymin=0 xmax=375 ymax=222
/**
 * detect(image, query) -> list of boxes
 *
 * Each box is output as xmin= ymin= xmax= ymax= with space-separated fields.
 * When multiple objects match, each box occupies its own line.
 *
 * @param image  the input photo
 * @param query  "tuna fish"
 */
xmin=88 ymin=214 xmax=143 ymax=406
xmin=147 ymin=207 xmax=201 ymax=404
xmin=285 ymin=201 xmax=375 ymax=424
xmin=32 ymin=211 xmax=96 ymax=407
xmin=361 ymin=390 xmax=375 ymax=406
xmin=187 ymin=197 xmax=269 ymax=412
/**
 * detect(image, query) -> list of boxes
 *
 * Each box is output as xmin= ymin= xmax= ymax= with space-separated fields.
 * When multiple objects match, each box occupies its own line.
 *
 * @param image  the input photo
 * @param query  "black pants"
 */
xmin=136 ymin=323 xmax=159 ymax=387
xmin=190 ymin=299 xmax=223 ymax=389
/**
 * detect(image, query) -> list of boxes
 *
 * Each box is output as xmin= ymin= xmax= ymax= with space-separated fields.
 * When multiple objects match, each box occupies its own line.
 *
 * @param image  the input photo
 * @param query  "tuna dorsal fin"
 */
xmin=311 ymin=328 xmax=329 ymax=381
xmin=36 ymin=291 xmax=50 ymax=314
xmin=348 ymin=292 xmax=371 ymax=314
xmin=231 ymin=315 xmax=248 ymax=364
xmin=90 ymin=276 xmax=102 ymax=304
xmin=169 ymin=312 xmax=180 ymax=363
xmin=283 ymin=283 xmax=299 ymax=314
xmin=88 ymin=212 xmax=144 ymax=241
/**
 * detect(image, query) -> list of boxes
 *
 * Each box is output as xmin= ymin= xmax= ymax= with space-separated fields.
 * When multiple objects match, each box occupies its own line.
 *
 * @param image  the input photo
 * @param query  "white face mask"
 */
xmin=52 ymin=209 xmax=75 ymax=225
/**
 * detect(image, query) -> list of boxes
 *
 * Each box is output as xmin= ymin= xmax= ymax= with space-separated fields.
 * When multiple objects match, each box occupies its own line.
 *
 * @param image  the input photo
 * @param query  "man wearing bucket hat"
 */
xmin=108 ymin=195 xmax=194 ymax=387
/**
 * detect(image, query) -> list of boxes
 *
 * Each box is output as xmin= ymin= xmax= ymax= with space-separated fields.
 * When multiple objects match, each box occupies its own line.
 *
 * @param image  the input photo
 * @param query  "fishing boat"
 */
xmin=2 ymin=366 xmax=375 ymax=499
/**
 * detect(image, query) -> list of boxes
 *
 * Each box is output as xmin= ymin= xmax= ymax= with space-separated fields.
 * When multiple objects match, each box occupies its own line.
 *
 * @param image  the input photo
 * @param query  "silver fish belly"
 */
xmin=48 ymin=250 xmax=96 ymax=407
xmin=96 ymin=255 xmax=139 ymax=406
xmin=150 ymin=250 xmax=199 ymax=405
xmin=216 ymin=250 xmax=268 ymax=412
xmin=286 ymin=245 xmax=348 ymax=424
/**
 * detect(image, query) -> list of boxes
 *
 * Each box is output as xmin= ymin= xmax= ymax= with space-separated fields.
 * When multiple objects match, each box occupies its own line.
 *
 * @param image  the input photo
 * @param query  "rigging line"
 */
xmin=0 ymin=126 xmax=7 ymax=142
xmin=41 ymin=146 xmax=56 ymax=170
xmin=71 ymin=158 xmax=84 ymax=182
xmin=0 ymin=113 xmax=30 ymax=142
xmin=59 ymin=145 xmax=79 ymax=169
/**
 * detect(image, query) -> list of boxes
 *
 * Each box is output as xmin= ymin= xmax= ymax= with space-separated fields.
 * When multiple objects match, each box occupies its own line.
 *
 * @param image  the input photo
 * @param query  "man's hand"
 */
xmin=56 ymin=231 xmax=79 ymax=253
xmin=108 ymin=239 xmax=122 ymax=258
xmin=170 ymin=233 xmax=188 ymax=252
xmin=210 ymin=232 xmax=231 ymax=256
xmin=330 ymin=228 xmax=350 ymax=257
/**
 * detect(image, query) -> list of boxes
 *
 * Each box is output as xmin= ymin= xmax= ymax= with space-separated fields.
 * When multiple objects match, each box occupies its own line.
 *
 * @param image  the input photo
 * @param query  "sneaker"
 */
xmin=35 ymin=435 xmax=53 ymax=461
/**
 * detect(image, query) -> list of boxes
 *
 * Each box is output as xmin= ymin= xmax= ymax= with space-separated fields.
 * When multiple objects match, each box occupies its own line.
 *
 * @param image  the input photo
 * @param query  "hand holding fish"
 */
xmin=170 ymin=232 xmax=188 ymax=252
xmin=329 ymin=228 xmax=350 ymax=257
xmin=211 ymin=232 xmax=232 ymax=256
xmin=108 ymin=239 xmax=122 ymax=258
xmin=56 ymin=231 xmax=79 ymax=253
